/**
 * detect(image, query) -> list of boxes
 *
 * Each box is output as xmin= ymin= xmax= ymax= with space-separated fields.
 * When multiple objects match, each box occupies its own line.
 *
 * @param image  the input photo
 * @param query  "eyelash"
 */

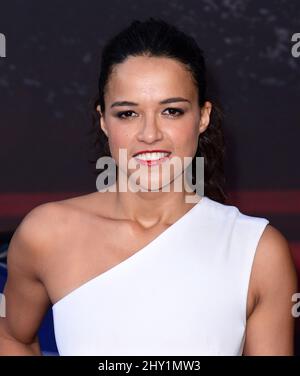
xmin=116 ymin=107 xmax=185 ymax=119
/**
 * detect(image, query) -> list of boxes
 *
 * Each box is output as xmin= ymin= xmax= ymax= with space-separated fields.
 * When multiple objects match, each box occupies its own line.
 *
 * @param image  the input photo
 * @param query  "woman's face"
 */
xmin=97 ymin=55 xmax=212 ymax=192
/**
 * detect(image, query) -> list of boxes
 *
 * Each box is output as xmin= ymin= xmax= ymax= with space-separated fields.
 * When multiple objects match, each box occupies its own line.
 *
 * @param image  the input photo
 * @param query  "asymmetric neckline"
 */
xmin=52 ymin=195 xmax=208 ymax=310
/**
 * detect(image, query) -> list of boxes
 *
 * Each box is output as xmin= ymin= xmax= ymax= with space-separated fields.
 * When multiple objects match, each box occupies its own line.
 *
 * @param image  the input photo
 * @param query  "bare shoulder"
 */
xmin=2 ymin=201 xmax=77 ymax=349
xmin=8 ymin=191 xmax=115 ymax=279
xmin=244 ymin=224 xmax=298 ymax=354
xmin=11 ymin=191 xmax=107 ymax=247
xmin=15 ymin=191 xmax=109 ymax=238
xmin=7 ymin=201 xmax=69 ymax=277
xmin=12 ymin=198 xmax=75 ymax=242
xmin=251 ymin=224 xmax=298 ymax=302
xmin=55 ymin=191 xmax=115 ymax=218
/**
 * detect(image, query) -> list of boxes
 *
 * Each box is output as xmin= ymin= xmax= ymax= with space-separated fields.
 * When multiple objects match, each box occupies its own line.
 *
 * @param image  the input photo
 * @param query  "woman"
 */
xmin=0 ymin=18 xmax=297 ymax=356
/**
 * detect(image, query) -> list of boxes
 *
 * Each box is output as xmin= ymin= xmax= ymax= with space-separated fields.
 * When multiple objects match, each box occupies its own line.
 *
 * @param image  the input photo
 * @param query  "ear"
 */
xmin=198 ymin=101 xmax=212 ymax=135
xmin=96 ymin=104 xmax=108 ymax=137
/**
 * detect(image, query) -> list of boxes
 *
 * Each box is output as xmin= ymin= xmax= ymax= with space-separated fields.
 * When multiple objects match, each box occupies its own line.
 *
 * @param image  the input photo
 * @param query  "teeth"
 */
xmin=134 ymin=152 xmax=170 ymax=160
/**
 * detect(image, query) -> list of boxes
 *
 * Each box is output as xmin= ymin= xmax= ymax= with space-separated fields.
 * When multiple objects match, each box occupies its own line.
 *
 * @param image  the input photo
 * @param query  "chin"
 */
xmin=127 ymin=172 xmax=173 ymax=192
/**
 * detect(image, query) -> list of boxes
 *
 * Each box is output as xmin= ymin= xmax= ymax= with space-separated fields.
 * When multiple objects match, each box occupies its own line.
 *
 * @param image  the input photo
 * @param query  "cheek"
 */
xmin=172 ymin=128 xmax=199 ymax=155
xmin=108 ymin=128 xmax=132 ymax=158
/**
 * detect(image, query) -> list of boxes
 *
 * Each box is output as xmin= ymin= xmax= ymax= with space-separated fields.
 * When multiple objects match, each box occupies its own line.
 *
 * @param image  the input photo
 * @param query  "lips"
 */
xmin=132 ymin=150 xmax=172 ymax=167
xmin=132 ymin=149 xmax=171 ymax=158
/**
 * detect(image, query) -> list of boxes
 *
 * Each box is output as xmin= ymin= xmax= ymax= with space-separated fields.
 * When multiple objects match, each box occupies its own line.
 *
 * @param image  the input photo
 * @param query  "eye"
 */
xmin=116 ymin=110 xmax=137 ymax=119
xmin=115 ymin=108 xmax=185 ymax=120
xmin=163 ymin=107 xmax=185 ymax=117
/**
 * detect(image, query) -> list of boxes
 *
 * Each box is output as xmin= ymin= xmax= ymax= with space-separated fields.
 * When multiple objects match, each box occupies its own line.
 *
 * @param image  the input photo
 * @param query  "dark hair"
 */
xmin=89 ymin=17 xmax=227 ymax=203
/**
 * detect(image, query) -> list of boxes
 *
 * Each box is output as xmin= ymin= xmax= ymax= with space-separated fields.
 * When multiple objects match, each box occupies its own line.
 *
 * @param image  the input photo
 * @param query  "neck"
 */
xmin=109 ymin=180 xmax=201 ymax=229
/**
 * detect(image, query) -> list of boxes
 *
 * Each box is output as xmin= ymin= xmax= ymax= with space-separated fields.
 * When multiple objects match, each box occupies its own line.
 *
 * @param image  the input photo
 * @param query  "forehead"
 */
xmin=105 ymin=55 xmax=197 ymax=101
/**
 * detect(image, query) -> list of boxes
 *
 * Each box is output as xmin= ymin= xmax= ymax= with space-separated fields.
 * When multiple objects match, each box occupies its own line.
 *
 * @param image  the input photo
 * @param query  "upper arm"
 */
xmin=243 ymin=224 xmax=298 ymax=355
xmin=0 ymin=204 xmax=55 ymax=349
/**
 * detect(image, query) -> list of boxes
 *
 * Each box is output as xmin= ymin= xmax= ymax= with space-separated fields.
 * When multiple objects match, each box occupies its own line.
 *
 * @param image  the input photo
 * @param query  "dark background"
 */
xmin=0 ymin=0 xmax=299 ymax=355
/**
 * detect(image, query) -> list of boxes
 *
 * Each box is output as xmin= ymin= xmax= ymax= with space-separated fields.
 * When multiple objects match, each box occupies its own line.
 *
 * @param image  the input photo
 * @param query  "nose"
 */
xmin=136 ymin=113 xmax=163 ymax=143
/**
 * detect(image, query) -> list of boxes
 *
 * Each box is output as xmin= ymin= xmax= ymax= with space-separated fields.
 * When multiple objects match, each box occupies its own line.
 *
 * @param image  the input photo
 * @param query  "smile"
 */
xmin=133 ymin=152 xmax=172 ymax=166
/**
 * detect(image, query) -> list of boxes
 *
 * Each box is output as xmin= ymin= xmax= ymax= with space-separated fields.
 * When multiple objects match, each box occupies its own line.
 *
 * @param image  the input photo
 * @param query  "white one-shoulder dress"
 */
xmin=52 ymin=195 xmax=269 ymax=356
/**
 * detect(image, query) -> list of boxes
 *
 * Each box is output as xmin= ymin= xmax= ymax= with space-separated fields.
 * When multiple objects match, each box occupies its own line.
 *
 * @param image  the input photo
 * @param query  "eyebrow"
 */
xmin=110 ymin=97 xmax=191 ymax=108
